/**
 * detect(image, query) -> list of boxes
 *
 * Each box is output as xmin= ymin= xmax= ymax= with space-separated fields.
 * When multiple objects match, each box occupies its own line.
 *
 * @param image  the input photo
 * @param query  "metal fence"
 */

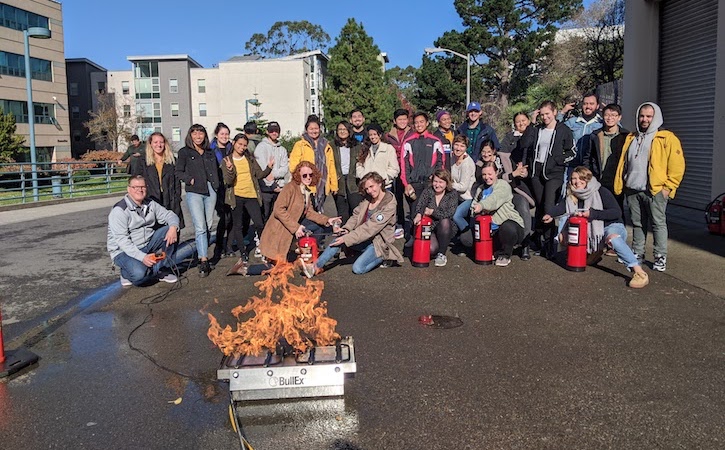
xmin=0 ymin=160 xmax=129 ymax=205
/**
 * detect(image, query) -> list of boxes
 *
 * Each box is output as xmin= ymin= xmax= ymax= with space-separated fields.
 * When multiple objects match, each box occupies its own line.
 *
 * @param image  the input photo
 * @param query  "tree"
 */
xmin=385 ymin=65 xmax=418 ymax=110
xmin=442 ymin=0 xmax=582 ymax=110
xmin=321 ymin=19 xmax=397 ymax=130
xmin=84 ymin=93 xmax=136 ymax=151
xmin=245 ymin=21 xmax=330 ymax=57
xmin=0 ymin=108 xmax=26 ymax=162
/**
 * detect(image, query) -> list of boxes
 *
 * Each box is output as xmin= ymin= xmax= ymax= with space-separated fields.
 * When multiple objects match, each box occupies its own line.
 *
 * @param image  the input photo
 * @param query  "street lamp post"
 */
xmin=24 ymin=26 xmax=51 ymax=202
xmin=424 ymin=47 xmax=471 ymax=108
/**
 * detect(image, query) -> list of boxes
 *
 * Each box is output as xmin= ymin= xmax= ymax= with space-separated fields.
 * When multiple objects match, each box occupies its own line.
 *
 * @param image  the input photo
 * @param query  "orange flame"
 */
xmin=207 ymin=262 xmax=340 ymax=357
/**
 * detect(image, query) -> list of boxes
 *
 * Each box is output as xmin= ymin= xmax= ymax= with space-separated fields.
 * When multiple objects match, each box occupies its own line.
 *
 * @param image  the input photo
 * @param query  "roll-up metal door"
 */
xmin=658 ymin=0 xmax=719 ymax=208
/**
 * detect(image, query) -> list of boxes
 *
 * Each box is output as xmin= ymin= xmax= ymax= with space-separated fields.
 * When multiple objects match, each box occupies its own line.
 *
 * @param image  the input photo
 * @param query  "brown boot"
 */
xmin=629 ymin=271 xmax=649 ymax=289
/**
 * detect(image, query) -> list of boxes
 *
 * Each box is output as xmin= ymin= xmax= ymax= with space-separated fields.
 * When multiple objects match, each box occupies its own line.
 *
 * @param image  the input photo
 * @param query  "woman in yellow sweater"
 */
xmin=221 ymin=134 xmax=274 ymax=259
xmin=289 ymin=114 xmax=337 ymax=213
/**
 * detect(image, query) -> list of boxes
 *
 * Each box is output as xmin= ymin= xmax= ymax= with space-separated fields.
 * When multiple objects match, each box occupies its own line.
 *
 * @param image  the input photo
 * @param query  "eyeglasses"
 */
xmin=129 ymin=186 xmax=147 ymax=191
xmin=301 ymin=173 xmax=313 ymax=179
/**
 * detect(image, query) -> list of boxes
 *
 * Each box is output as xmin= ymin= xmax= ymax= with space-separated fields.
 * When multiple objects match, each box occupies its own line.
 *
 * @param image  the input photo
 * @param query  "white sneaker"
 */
xmin=158 ymin=272 xmax=178 ymax=284
xmin=394 ymin=227 xmax=405 ymax=240
xmin=120 ymin=275 xmax=133 ymax=287
xmin=254 ymin=247 xmax=263 ymax=259
xmin=653 ymin=254 xmax=667 ymax=272
xmin=434 ymin=253 xmax=447 ymax=267
xmin=495 ymin=256 xmax=511 ymax=267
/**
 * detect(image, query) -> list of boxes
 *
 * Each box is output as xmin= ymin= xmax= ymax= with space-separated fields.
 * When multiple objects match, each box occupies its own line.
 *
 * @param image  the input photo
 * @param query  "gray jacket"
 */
xmin=107 ymin=194 xmax=180 ymax=262
xmin=254 ymin=137 xmax=290 ymax=191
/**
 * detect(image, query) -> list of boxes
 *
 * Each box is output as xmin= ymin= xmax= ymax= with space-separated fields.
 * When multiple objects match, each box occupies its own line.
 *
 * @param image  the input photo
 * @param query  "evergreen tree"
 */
xmin=321 ymin=19 xmax=396 ymax=131
xmin=0 ymin=108 xmax=26 ymax=162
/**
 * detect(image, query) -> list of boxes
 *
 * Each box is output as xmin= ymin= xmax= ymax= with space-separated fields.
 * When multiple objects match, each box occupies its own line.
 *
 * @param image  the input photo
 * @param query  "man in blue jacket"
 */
xmin=107 ymin=175 xmax=180 ymax=286
xmin=456 ymin=102 xmax=500 ymax=162
xmin=560 ymin=92 xmax=603 ymax=171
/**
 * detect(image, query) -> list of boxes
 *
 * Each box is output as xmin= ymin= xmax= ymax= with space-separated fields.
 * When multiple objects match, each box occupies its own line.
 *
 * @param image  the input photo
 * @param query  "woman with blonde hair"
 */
xmin=543 ymin=166 xmax=649 ymax=288
xmin=143 ymin=132 xmax=184 ymax=229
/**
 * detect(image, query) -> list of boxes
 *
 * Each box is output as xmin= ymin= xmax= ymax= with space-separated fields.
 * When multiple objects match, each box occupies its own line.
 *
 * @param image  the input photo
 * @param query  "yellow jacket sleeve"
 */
xmin=325 ymin=144 xmax=338 ymax=194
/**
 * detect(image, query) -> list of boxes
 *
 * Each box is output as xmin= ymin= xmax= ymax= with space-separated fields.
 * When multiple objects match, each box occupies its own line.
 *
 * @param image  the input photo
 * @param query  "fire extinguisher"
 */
xmin=566 ymin=215 xmax=588 ymax=272
xmin=473 ymin=214 xmax=493 ymax=265
xmin=705 ymin=192 xmax=725 ymax=236
xmin=412 ymin=215 xmax=433 ymax=267
xmin=298 ymin=232 xmax=319 ymax=266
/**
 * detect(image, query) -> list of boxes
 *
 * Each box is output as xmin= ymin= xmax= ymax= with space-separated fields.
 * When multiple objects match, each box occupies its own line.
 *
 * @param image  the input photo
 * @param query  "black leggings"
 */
xmin=215 ymin=190 xmax=233 ymax=252
xmin=495 ymin=220 xmax=524 ymax=258
xmin=528 ymin=171 xmax=562 ymax=242
xmin=228 ymin=196 xmax=265 ymax=256
xmin=430 ymin=218 xmax=454 ymax=256
xmin=334 ymin=192 xmax=363 ymax=224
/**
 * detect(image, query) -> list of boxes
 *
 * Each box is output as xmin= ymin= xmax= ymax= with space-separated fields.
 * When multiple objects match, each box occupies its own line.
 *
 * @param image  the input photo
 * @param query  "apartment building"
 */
xmin=0 ymin=0 xmax=70 ymax=161
xmin=65 ymin=57 xmax=106 ymax=157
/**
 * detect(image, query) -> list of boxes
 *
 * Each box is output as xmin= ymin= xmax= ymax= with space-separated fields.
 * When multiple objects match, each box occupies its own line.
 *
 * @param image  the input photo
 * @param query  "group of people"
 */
xmin=107 ymin=95 xmax=685 ymax=290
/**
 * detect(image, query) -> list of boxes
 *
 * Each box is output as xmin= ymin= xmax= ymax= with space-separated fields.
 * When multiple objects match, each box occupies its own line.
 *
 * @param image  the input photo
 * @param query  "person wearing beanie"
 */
xmin=433 ymin=110 xmax=457 ymax=171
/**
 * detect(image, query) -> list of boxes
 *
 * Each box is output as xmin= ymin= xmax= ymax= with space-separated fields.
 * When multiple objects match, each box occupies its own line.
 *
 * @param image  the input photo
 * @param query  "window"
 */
xmin=97 ymin=81 xmax=106 ymax=94
xmin=121 ymin=81 xmax=130 ymax=95
xmin=136 ymin=101 xmax=162 ymax=123
xmin=311 ymin=88 xmax=315 ymax=95
xmin=0 ymin=3 xmax=49 ymax=32
xmin=133 ymin=61 xmax=160 ymax=99
xmin=133 ymin=61 xmax=159 ymax=78
xmin=169 ymin=78 xmax=178 ymax=93
xmin=0 ymin=99 xmax=55 ymax=124
xmin=171 ymin=103 xmax=179 ymax=117
xmin=199 ymin=103 xmax=207 ymax=117
xmin=69 ymin=82 xmax=79 ymax=96
xmin=172 ymin=127 xmax=181 ymax=142
xmin=197 ymin=79 xmax=206 ymax=93
xmin=0 ymin=51 xmax=52 ymax=81
xmin=123 ymin=105 xmax=131 ymax=118
xmin=71 ymin=106 xmax=80 ymax=119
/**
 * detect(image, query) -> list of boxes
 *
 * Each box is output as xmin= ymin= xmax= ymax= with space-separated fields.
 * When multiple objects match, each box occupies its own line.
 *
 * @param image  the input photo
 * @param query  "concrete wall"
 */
xmin=0 ymin=0 xmax=70 ymax=160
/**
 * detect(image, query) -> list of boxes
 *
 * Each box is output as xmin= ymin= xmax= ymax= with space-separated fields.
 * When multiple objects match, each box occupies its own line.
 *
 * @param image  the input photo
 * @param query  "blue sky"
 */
xmin=62 ymin=0 xmax=593 ymax=71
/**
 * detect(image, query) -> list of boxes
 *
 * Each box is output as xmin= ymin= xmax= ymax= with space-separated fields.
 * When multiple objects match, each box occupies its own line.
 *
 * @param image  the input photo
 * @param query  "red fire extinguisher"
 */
xmin=566 ymin=215 xmax=588 ymax=272
xmin=412 ymin=215 xmax=433 ymax=267
xmin=298 ymin=233 xmax=319 ymax=266
xmin=473 ymin=214 xmax=493 ymax=265
xmin=705 ymin=193 xmax=725 ymax=235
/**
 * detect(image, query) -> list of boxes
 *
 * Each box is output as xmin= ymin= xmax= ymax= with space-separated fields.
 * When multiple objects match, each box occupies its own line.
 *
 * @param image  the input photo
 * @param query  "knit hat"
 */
xmin=435 ymin=110 xmax=450 ymax=122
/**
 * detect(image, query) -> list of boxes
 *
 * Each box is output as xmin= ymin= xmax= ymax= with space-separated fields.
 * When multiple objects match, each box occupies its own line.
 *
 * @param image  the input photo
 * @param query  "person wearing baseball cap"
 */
xmin=254 ymin=121 xmax=289 ymax=225
xmin=457 ymin=101 xmax=500 ymax=164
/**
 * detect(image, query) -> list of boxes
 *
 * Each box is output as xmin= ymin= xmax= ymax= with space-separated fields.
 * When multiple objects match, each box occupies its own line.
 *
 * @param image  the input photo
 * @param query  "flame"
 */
xmin=207 ymin=262 xmax=340 ymax=357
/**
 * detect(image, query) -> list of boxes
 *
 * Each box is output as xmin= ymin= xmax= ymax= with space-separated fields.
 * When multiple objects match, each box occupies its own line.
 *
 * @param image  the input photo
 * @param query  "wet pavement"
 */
xmin=2 ymin=243 xmax=724 ymax=449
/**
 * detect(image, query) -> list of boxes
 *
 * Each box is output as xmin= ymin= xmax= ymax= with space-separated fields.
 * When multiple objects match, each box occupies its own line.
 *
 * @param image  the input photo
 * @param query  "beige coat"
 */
xmin=342 ymin=191 xmax=404 ymax=264
xmin=355 ymin=142 xmax=400 ymax=189
xmin=258 ymin=182 xmax=329 ymax=260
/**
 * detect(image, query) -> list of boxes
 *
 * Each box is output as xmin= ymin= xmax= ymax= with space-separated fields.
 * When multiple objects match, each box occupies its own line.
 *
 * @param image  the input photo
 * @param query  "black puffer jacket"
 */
xmin=175 ymin=146 xmax=220 ymax=194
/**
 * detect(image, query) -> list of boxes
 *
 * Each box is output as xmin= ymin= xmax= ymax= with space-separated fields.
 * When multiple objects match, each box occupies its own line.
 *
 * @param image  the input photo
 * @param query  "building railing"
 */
xmin=0 ymin=160 xmax=130 ymax=206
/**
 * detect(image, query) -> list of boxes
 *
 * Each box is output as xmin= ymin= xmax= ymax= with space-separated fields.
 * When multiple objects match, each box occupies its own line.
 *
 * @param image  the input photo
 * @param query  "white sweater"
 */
xmin=451 ymin=156 xmax=476 ymax=200
xmin=356 ymin=141 xmax=400 ymax=188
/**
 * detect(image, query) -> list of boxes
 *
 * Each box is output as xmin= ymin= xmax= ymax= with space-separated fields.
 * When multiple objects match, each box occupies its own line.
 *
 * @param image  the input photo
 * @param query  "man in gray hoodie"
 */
xmin=254 ymin=121 xmax=290 ymax=222
xmin=614 ymin=102 xmax=685 ymax=272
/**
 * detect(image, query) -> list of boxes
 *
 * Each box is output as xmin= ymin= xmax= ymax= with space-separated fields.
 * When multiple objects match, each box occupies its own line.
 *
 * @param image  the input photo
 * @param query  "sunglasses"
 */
xmin=301 ymin=173 xmax=313 ymax=179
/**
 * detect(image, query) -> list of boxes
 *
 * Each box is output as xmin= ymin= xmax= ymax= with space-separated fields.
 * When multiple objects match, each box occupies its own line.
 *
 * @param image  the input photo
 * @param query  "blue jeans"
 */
xmin=604 ymin=222 xmax=640 ymax=268
xmin=315 ymin=242 xmax=383 ymax=274
xmin=186 ymin=182 xmax=217 ymax=259
xmin=454 ymin=199 xmax=472 ymax=231
xmin=113 ymin=225 xmax=177 ymax=286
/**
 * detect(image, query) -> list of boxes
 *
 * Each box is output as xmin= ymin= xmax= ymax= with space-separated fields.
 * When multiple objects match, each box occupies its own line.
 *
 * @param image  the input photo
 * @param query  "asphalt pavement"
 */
xmin=0 ymin=197 xmax=723 ymax=449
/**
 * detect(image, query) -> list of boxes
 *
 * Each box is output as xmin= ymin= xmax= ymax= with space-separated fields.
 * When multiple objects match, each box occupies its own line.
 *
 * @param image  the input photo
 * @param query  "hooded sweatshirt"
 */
xmin=624 ymin=102 xmax=664 ymax=191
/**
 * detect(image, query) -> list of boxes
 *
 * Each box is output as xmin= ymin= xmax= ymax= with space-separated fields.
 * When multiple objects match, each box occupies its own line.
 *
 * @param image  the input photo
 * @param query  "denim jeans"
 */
xmin=113 ymin=225 xmax=177 ymax=286
xmin=453 ymin=199 xmax=472 ymax=231
xmin=626 ymin=190 xmax=668 ymax=257
xmin=186 ymin=182 xmax=217 ymax=259
xmin=315 ymin=242 xmax=383 ymax=274
xmin=603 ymin=222 xmax=639 ymax=268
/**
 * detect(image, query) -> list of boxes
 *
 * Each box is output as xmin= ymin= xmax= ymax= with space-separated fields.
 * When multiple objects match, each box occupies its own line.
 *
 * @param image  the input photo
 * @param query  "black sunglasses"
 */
xmin=301 ymin=173 xmax=313 ymax=179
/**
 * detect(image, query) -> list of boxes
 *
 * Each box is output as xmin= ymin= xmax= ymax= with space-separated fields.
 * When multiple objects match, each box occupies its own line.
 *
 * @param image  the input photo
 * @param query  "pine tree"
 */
xmin=321 ymin=19 xmax=397 ymax=131
xmin=0 ymin=108 xmax=26 ymax=162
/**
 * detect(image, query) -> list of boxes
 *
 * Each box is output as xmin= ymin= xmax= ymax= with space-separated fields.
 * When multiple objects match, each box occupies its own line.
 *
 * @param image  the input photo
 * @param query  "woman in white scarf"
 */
xmin=543 ymin=167 xmax=649 ymax=289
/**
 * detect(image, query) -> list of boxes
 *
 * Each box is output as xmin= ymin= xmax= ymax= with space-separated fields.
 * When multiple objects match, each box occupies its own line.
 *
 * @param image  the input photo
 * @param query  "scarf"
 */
xmin=564 ymin=178 xmax=604 ymax=254
xmin=303 ymin=133 xmax=329 ymax=213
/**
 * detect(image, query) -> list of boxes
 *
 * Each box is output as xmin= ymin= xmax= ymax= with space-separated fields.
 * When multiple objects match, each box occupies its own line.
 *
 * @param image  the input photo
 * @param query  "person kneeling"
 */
xmin=108 ymin=175 xmax=180 ymax=286
xmin=542 ymin=166 xmax=649 ymax=288
xmin=307 ymin=172 xmax=403 ymax=276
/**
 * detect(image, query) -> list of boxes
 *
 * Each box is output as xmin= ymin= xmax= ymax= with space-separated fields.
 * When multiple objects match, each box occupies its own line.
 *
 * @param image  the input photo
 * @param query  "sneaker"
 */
xmin=629 ymin=271 xmax=650 ymax=288
xmin=434 ymin=253 xmax=447 ymax=267
xmin=199 ymin=260 xmax=211 ymax=278
xmin=653 ymin=254 xmax=667 ymax=272
xmin=604 ymin=249 xmax=617 ymax=257
xmin=636 ymin=253 xmax=645 ymax=264
xmin=519 ymin=246 xmax=531 ymax=261
xmin=158 ymin=271 xmax=178 ymax=284
xmin=394 ymin=227 xmax=405 ymax=240
xmin=254 ymin=247 xmax=263 ymax=259
xmin=495 ymin=256 xmax=511 ymax=267
xmin=120 ymin=275 xmax=133 ymax=287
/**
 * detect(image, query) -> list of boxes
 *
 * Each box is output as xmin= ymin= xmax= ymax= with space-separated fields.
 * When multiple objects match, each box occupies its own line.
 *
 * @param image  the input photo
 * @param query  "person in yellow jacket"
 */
xmin=289 ymin=114 xmax=338 ymax=212
xmin=614 ymin=102 xmax=685 ymax=272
